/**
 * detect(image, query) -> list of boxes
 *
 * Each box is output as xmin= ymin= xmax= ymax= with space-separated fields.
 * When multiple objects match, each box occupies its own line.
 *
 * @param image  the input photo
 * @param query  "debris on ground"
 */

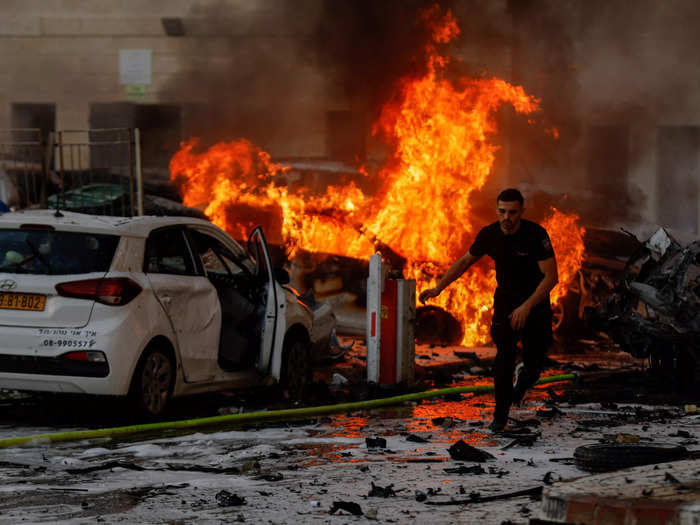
xmin=501 ymin=434 xmax=540 ymax=450
xmin=537 ymin=406 xmax=563 ymax=418
xmin=425 ymin=486 xmax=543 ymax=506
xmin=613 ymin=433 xmax=641 ymax=443
xmin=443 ymin=464 xmax=486 ymax=475
xmin=215 ymin=490 xmax=246 ymax=507
xmin=405 ymin=433 xmax=431 ymax=443
xmin=365 ymin=437 xmax=387 ymax=449
xmin=499 ymin=426 xmax=541 ymax=448
xmin=669 ymin=430 xmax=692 ymax=438
xmin=447 ymin=440 xmax=495 ymax=462
xmin=329 ymin=501 xmax=363 ymax=516
xmin=431 ymin=417 xmax=457 ymax=428
xmin=542 ymin=471 xmax=562 ymax=485
xmin=257 ymin=471 xmax=283 ymax=482
xmin=586 ymin=228 xmax=700 ymax=388
xmin=368 ymin=482 xmax=396 ymax=497
xmin=664 ymin=471 xmax=681 ymax=484
xmin=241 ymin=460 xmax=261 ymax=474
xmin=364 ymin=508 xmax=378 ymax=520
xmin=509 ymin=418 xmax=541 ymax=428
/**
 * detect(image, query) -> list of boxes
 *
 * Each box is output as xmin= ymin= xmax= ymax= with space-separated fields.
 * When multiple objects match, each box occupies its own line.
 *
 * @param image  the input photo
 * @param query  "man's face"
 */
xmin=497 ymin=200 xmax=524 ymax=234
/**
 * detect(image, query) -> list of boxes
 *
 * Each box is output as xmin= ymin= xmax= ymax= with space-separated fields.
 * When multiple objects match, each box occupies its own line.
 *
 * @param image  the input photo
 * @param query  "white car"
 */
xmin=0 ymin=210 xmax=315 ymax=416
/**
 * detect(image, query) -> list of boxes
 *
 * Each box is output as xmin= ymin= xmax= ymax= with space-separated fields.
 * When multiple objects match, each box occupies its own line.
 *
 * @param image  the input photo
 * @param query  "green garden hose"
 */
xmin=0 ymin=373 xmax=575 ymax=449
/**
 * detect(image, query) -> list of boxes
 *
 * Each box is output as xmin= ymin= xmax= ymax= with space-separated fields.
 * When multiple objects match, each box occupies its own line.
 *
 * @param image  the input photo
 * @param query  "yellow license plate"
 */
xmin=0 ymin=293 xmax=46 ymax=311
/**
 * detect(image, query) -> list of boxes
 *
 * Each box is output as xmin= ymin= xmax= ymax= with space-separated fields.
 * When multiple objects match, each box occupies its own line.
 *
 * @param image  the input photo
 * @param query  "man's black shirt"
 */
xmin=469 ymin=219 xmax=555 ymax=314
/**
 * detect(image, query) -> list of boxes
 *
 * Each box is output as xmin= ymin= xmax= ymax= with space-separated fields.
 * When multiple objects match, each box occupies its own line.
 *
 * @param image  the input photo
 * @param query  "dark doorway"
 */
xmin=10 ymin=103 xmax=56 ymax=160
xmin=657 ymin=126 xmax=700 ymax=234
xmin=89 ymin=103 xmax=182 ymax=173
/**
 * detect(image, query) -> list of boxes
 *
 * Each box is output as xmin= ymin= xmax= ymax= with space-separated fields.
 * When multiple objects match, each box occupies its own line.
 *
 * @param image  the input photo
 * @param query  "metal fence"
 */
xmin=0 ymin=128 xmax=50 ymax=209
xmin=0 ymin=128 xmax=143 ymax=217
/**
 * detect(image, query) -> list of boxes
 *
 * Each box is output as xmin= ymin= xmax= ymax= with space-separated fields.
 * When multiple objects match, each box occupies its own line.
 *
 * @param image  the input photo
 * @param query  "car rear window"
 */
xmin=0 ymin=229 xmax=120 ymax=275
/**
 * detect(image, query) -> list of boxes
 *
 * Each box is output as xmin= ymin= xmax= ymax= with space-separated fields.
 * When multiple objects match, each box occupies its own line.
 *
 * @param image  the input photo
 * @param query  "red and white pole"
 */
xmin=366 ymin=254 xmax=416 ymax=385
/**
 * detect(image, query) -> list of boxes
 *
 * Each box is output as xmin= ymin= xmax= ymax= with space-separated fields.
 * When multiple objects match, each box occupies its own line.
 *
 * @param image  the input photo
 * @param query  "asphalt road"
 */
xmin=0 ymin=345 xmax=697 ymax=524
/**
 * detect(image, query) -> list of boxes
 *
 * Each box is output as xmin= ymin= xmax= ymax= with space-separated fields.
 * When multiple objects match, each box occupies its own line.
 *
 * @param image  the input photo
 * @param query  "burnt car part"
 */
xmin=586 ymin=228 xmax=700 ymax=386
xmin=573 ymin=442 xmax=689 ymax=473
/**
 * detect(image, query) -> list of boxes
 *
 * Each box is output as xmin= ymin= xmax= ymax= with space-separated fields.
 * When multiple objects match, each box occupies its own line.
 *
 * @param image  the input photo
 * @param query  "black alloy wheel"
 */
xmin=281 ymin=337 xmax=311 ymax=402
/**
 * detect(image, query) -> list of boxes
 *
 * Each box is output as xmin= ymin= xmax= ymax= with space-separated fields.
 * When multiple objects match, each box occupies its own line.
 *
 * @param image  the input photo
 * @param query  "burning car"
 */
xmin=586 ymin=228 xmax=700 ymax=386
xmin=0 ymin=210 xmax=318 ymax=416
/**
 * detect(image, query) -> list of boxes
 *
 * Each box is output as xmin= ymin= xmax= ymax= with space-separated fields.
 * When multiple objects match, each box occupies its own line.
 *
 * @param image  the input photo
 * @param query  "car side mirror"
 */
xmin=273 ymin=267 xmax=290 ymax=284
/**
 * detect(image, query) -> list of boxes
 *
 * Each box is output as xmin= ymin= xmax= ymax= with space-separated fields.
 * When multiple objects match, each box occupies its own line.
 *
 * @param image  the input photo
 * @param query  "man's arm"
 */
xmin=419 ymin=252 xmax=481 ymax=304
xmin=509 ymin=257 xmax=558 ymax=330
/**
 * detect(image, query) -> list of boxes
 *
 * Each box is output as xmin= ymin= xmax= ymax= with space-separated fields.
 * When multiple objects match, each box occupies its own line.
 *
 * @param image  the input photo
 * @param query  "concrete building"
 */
xmin=0 ymin=0 xmax=698 ymax=234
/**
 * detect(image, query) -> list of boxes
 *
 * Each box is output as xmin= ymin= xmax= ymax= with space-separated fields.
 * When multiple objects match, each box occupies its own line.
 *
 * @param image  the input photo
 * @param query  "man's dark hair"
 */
xmin=497 ymin=188 xmax=524 ymax=206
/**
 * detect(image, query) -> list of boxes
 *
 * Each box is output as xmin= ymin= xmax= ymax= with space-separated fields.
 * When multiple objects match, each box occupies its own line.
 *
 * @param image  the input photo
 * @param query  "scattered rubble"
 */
xmin=447 ymin=440 xmax=495 ymax=462
xmin=329 ymin=501 xmax=363 ymax=516
xmin=425 ymin=486 xmax=543 ymax=506
xmin=443 ymin=464 xmax=486 ymax=475
xmin=365 ymin=437 xmax=387 ymax=449
xmin=215 ymin=490 xmax=246 ymax=507
xmin=587 ymin=228 xmax=700 ymax=387
xmin=368 ymin=482 xmax=396 ymax=498
xmin=405 ymin=433 xmax=431 ymax=443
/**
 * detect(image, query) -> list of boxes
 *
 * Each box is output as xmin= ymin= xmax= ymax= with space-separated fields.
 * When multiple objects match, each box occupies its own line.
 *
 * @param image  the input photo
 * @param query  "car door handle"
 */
xmin=160 ymin=295 xmax=172 ymax=306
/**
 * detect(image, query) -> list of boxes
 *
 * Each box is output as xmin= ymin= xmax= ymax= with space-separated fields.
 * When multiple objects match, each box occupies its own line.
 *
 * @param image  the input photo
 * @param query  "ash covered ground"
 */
xmin=0 ymin=340 xmax=698 ymax=524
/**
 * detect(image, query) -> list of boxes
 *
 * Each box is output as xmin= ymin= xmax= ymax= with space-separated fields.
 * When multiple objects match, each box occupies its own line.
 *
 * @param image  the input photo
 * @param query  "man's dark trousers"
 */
xmin=490 ymin=301 xmax=553 ymax=422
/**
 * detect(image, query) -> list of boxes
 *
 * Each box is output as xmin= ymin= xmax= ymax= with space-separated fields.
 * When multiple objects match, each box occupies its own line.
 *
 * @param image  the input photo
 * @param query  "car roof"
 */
xmin=0 ymin=210 xmax=218 ymax=239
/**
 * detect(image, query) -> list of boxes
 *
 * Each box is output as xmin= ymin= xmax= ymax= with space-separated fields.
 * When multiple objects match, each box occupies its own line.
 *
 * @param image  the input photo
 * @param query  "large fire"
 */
xmin=169 ymin=8 xmax=585 ymax=345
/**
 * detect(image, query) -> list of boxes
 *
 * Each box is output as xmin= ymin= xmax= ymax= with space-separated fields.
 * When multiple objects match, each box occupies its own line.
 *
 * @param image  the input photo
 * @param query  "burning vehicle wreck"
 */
xmin=586 ymin=228 xmax=700 ymax=386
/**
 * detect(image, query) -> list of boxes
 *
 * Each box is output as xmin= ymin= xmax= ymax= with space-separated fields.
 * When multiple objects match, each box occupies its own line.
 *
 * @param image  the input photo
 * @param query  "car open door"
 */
xmin=145 ymin=227 xmax=220 ymax=383
xmin=247 ymin=227 xmax=285 ymax=376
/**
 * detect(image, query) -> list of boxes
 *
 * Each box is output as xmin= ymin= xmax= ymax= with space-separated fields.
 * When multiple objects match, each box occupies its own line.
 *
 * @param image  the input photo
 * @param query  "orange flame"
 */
xmin=542 ymin=207 xmax=586 ymax=306
xmin=169 ymin=7 xmax=585 ymax=345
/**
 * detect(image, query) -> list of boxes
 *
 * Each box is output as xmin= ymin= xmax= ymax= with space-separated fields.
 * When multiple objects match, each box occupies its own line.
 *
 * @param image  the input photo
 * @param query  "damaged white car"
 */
xmin=0 ymin=210 xmax=321 ymax=416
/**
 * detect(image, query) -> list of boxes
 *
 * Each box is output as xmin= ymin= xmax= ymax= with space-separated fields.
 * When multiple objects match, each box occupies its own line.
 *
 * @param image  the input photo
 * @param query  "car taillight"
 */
xmin=62 ymin=351 xmax=107 ymax=363
xmin=55 ymin=278 xmax=142 ymax=306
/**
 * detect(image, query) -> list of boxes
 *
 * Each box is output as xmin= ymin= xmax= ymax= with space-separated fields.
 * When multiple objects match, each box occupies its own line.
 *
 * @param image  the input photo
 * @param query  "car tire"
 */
xmin=129 ymin=347 xmax=175 ymax=418
xmin=552 ymin=292 xmax=583 ymax=338
xmin=574 ymin=443 xmax=688 ymax=473
xmin=280 ymin=335 xmax=311 ymax=402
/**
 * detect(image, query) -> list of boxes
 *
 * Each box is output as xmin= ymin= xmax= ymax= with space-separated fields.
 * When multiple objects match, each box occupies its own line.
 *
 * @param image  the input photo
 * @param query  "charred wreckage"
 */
xmin=587 ymin=228 xmax=700 ymax=387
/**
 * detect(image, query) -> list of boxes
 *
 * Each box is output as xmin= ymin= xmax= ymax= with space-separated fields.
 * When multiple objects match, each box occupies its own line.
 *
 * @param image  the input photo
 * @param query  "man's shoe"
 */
xmin=512 ymin=363 xmax=527 ymax=407
xmin=488 ymin=418 xmax=507 ymax=432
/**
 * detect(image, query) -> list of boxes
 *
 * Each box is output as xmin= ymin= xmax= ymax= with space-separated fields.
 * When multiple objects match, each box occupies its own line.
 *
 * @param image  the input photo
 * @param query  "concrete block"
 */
xmin=39 ymin=17 xmax=84 ymax=36
xmin=39 ymin=16 xmax=164 ymax=36
xmin=152 ymin=55 xmax=183 ymax=75
xmin=78 ymin=54 xmax=119 ymax=75
xmin=0 ymin=16 xmax=41 ymax=36
xmin=85 ymin=17 xmax=164 ymax=36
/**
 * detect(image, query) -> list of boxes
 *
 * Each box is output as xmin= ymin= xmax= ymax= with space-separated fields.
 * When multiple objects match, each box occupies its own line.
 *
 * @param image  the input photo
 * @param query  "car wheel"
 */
xmin=281 ymin=336 xmax=311 ymax=402
xmin=573 ymin=443 xmax=688 ymax=473
xmin=130 ymin=348 xmax=174 ymax=418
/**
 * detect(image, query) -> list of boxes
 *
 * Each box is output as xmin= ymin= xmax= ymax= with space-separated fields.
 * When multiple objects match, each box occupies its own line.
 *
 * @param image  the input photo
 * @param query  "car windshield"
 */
xmin=0 ymin=229 xmax=120 ymax=275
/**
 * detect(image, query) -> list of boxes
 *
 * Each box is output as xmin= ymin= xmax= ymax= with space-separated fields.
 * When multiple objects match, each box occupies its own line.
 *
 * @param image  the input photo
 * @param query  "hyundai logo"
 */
xmin=0 ymin=279 xmax=17 ymax=291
